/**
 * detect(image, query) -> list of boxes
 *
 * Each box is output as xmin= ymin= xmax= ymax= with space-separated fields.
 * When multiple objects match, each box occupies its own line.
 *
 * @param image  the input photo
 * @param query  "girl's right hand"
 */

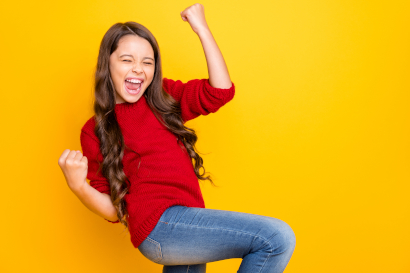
xmin=58 ymin=149 xmax=88 ymax=193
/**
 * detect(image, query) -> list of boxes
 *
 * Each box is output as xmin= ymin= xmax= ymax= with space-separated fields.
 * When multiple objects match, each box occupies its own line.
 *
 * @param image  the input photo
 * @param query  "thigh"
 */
xmin=138 ymin=205 xmax=294 ymax=266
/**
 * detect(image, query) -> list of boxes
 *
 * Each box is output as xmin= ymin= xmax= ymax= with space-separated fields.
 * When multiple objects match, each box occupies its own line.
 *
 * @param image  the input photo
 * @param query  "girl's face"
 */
xmin=109 ymin=34 xmax=155 ymax=104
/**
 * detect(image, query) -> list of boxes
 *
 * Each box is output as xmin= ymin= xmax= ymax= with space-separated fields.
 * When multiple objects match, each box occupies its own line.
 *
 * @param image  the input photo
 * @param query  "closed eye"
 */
xmin=123 ymin=60 xmax=152 ymax=65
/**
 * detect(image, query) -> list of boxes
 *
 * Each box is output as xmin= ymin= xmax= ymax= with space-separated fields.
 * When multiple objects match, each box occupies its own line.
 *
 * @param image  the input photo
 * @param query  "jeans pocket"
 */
xmin=138 ymin=236 xmax=163 ymax=263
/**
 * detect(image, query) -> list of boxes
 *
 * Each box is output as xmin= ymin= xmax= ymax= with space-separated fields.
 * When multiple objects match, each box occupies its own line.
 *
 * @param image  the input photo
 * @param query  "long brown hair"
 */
xmin=92 ymin=21 xmax=218 ymax=229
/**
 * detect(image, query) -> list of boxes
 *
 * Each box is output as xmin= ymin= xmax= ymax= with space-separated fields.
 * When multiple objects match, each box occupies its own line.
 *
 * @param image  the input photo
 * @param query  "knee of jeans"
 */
xmin=266 ymin=219 xmax=296 ymax=254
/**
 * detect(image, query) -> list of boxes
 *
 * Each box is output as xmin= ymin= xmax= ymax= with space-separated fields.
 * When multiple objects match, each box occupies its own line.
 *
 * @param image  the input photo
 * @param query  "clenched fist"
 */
xmin=58 ymin=149 xmax=88 ymax=193
xmin=180 ymin=3 xmax=210 ymax=35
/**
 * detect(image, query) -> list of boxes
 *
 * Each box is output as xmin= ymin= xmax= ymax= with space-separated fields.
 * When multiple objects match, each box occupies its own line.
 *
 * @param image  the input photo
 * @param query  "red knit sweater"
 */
xmin=80 ymin=77 xmax=235 ymax=248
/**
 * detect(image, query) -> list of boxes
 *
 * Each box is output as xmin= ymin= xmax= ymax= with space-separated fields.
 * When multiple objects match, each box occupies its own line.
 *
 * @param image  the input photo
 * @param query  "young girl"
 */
xmin=58 ymin=4 xmax=295 ymax=273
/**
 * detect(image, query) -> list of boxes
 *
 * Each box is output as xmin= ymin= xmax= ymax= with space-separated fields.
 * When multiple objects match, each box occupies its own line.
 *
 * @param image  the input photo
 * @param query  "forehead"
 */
xmin=114 ymin=34 xmax=154 ymax=58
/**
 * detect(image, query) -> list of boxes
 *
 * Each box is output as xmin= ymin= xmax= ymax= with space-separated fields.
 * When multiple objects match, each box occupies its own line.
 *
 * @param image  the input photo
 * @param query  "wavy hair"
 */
xmin=92 ymin=21 xmax=218 ymax=229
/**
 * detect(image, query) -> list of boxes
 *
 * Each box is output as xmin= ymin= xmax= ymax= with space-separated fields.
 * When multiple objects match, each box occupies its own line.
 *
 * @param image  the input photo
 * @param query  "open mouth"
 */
xmin=124 ymin=79 xmax=143 ymax=94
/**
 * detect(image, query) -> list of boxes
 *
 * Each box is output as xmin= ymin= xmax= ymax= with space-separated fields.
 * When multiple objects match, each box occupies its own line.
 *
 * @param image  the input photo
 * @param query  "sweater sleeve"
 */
xmin=80 ymin=128 xmax=120 ymax=224
xmin=162 ymin=78 xmax=235 ymax=123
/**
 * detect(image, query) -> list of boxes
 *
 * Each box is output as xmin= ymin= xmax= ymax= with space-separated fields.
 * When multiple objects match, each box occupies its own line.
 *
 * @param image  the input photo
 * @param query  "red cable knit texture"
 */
xmin=80 ymin=78 xmax=235 ymax=248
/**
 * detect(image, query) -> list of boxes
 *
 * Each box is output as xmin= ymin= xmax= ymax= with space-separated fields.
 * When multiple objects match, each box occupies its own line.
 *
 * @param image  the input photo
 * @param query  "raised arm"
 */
xmin=180 ymin=3 xmax=232 ymax=89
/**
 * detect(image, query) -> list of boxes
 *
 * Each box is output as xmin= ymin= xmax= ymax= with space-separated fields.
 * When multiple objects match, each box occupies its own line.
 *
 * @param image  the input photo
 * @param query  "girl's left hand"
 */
xmin=180 ymin=3 xmax=210 ymax=35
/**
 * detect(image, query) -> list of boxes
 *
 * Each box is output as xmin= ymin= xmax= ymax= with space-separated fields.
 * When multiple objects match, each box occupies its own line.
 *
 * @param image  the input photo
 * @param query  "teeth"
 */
xmin=126 ymin=79 xmax=142 ymax=83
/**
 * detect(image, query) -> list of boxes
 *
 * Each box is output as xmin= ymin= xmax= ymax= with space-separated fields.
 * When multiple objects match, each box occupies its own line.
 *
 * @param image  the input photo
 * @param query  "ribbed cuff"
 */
xmin=203 ymin=79 xmax=235 ymax=102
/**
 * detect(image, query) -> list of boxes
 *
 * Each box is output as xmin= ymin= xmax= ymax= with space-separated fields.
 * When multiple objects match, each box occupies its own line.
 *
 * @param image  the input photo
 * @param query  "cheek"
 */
xmin=111 ymin=65 xmax=127 ymax=84
xmin=147 ymin=66 xmax=155 ymax=78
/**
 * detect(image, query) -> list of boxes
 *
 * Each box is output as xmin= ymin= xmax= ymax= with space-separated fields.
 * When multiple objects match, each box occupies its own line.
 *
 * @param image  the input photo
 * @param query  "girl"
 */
xmin=58 ymin=4 xmax=296 ymax=273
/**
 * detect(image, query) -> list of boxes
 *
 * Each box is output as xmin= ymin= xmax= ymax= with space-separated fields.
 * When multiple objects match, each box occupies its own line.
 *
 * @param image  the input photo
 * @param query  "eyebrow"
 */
xmin=119 ymin=54 xmax=154 ymax=61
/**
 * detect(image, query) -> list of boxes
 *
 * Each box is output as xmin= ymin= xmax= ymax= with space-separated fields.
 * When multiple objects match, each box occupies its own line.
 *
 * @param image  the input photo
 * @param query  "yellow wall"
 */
xmin=1 ymin=0 xmax=409 ymax=272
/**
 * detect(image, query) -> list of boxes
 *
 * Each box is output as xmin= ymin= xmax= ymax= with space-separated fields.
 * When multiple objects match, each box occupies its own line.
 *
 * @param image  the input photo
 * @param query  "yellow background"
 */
xmin=1 ymin=0 xmax=409 ymax=272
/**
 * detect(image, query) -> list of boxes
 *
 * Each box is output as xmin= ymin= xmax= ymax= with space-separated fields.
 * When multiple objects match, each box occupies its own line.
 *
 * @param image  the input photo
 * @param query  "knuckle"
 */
xmin=66 ymin=159 xmax=74 ymax=166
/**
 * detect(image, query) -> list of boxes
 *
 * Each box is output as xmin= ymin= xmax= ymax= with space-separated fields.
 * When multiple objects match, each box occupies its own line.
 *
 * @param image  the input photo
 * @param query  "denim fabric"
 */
xmin=138 ymin=205 xmax=296 ymax=273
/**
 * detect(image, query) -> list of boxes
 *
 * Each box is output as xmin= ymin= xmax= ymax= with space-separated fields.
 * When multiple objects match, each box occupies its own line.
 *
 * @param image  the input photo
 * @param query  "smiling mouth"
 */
xmin=124 ymin=81 xmax=142 ymax=94
xmin=125 ymin=79 xmax=143 ymax=91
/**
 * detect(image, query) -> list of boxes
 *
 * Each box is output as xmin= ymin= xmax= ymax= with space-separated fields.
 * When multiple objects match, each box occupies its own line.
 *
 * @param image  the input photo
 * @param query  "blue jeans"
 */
xmin=138 ymin=205 xmax=296 ymax=273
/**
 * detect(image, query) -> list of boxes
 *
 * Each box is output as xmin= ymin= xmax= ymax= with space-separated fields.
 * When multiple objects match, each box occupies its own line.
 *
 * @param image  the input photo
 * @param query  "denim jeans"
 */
xmin=138 ymin=205 xmax=296 ymax=273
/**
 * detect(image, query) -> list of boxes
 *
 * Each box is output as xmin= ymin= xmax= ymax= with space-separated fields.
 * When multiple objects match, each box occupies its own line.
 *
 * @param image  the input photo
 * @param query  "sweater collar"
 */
xmin=114 ymin=95 xmax=147 ymax=115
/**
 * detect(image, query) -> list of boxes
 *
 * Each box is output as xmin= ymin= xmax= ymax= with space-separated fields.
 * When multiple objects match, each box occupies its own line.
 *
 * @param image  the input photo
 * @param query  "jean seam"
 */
xmin=257 ymin=252 xmax=272 ymax=273
xmin=145 ymin=236 xmax=163 ymax=263
xmin=246 ymin=234 xmax=259 ymax=257
xmin=162 ymin=221 xmax=274 ymax=253
xmin=257 ymin=231 xmax=283 ymax=273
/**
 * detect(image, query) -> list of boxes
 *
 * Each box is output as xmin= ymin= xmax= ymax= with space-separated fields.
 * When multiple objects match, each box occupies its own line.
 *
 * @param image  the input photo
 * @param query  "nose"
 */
xmin=132 ymin=63 xmax=143 ymax=74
